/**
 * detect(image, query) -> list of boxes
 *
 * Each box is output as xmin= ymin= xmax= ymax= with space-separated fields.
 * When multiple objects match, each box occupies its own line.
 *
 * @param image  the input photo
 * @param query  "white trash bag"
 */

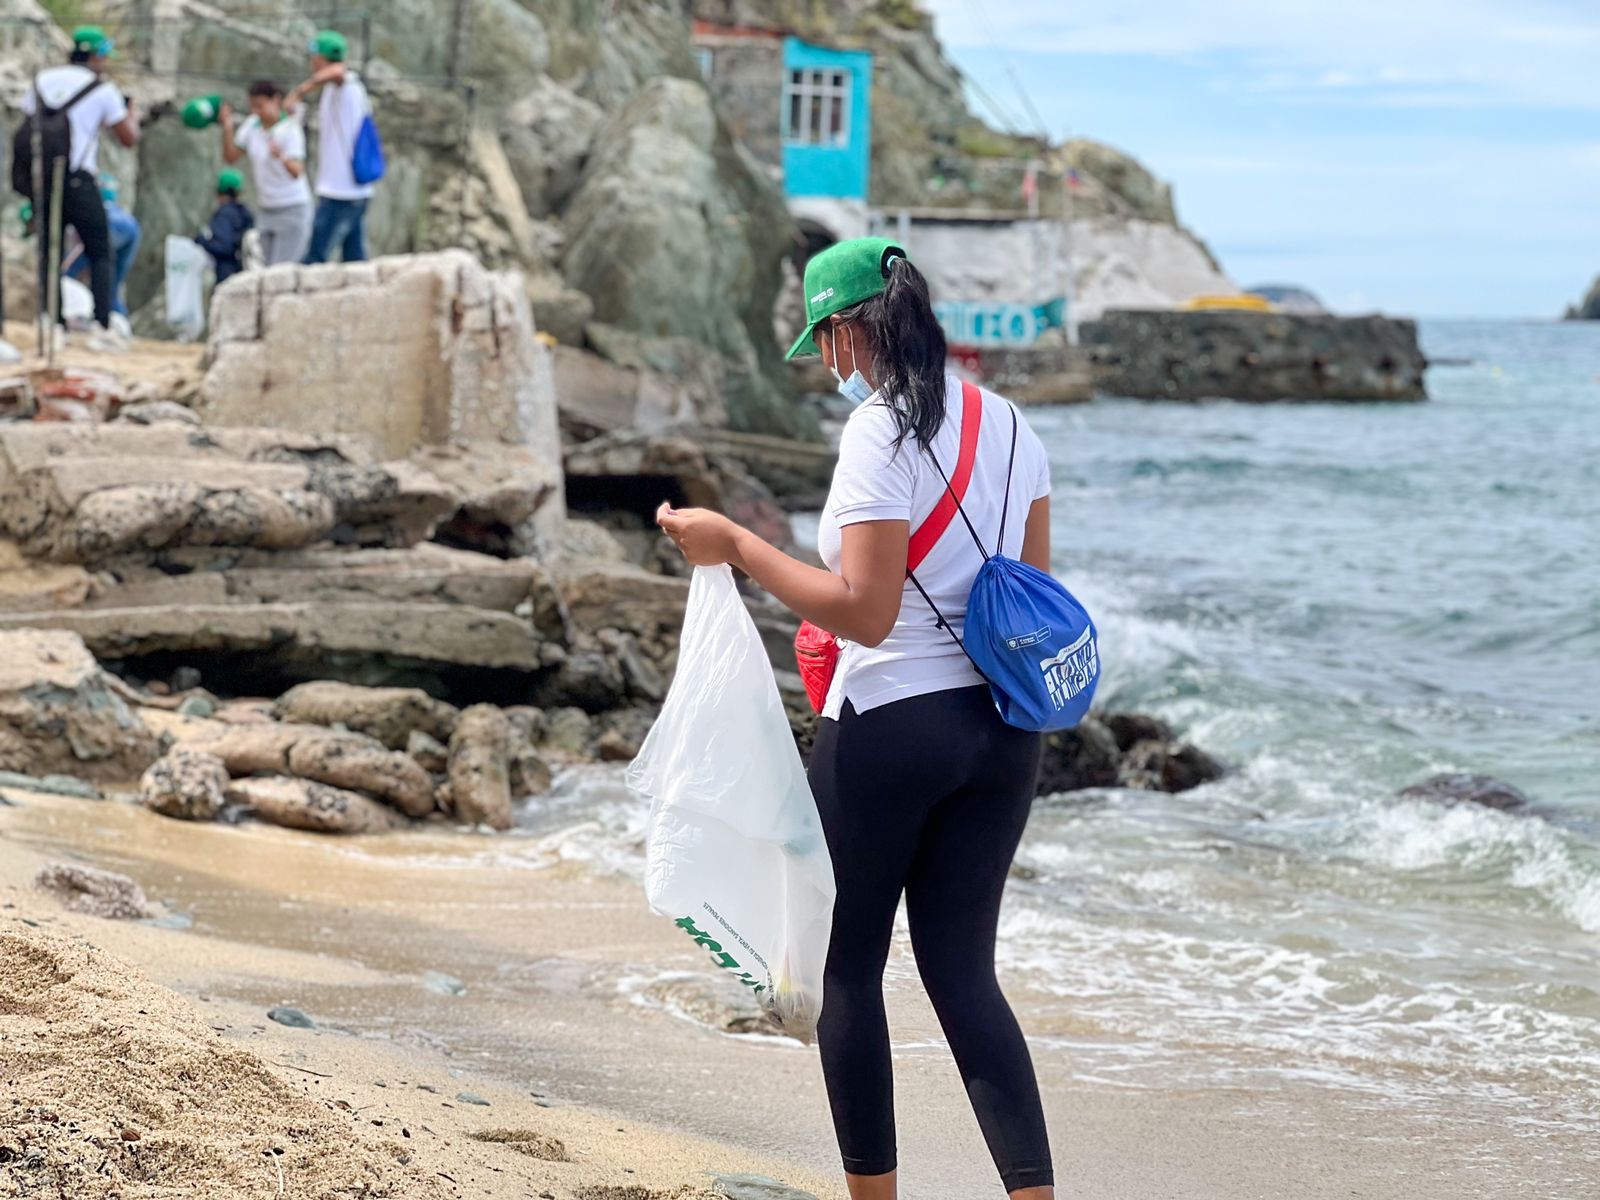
xmin=163 ymin=234 xmax=207 ymax=342
xmin=627 ymin=565 xmax=835 ymax=1043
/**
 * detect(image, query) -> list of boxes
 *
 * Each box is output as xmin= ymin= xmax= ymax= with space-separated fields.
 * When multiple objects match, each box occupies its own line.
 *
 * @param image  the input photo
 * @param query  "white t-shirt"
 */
xmin=314 ymin=74 xmax=374 ymax=200
xmin=816 ymin=373 xmax=1052 ymax=719
xmin=20 ymin=65 xmax=127 ymax=176
xmin=234 ymin=113 xmax=311 ymax=209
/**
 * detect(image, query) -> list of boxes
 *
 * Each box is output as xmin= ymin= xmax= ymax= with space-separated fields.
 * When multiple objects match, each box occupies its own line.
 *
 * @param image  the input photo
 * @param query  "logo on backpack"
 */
xmin=1040 ymin=626 xmax=1098 ymax=713
xmin=1005 ymin=626 xmax=1051 ymax=651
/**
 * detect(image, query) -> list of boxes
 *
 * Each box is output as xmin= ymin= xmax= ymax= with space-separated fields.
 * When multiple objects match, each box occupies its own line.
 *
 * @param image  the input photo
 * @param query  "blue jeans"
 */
xmin=303 ymin=197 xmax=369 ymax=264
xmin=67 ymin=202 xmax=140 ymax=316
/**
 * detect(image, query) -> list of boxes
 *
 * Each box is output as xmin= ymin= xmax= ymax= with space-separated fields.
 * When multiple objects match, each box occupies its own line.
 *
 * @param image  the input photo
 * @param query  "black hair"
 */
xmin=248 ymin=80 xmax=284 ymax=99
xmin=69 ymin=48 xmax=93 ymax=65
xmin=828 ymin=255 xmax=949 ymax=450
xmin=218 ymin=187 xmax=240 ymax=199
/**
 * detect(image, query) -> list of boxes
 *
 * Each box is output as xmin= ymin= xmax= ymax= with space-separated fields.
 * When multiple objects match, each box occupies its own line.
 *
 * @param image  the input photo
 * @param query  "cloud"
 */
xmin=922 ymin=0 xmax=1600 ymax=109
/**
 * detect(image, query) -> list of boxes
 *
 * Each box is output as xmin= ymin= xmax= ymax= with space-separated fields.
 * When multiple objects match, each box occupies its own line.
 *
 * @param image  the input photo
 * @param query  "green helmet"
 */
xmin=182 ymin=94 xmax=225 ymax=129
xmin=785 ymin=237 xmax=908 ymax=360
xmin=217 ymin=167 xmax=244 ymax=194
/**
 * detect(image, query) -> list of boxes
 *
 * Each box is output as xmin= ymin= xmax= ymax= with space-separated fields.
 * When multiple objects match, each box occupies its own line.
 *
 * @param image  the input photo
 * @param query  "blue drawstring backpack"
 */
xmin=351 ymin=110 xmax=386 ymax=186
xmin=908 ymin=398 xmax=1101 ymax=732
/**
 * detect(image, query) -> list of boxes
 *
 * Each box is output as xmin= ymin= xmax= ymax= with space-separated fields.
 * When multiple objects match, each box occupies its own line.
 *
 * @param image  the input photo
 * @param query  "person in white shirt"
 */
xmin=19 ymin=24 xmax=140 ymax=348
xmin=286 ymin=29 xmax=374 ymax=263
xmin=219 ymin=80 xmax=312 ymax=266
xmin=656 ymin=239 xmax=1058 ymax=1199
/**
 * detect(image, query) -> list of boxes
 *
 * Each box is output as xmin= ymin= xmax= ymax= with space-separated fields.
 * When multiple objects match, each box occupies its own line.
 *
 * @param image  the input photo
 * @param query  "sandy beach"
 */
xmin=4 ymin=781 xmax=1594 ymax=1200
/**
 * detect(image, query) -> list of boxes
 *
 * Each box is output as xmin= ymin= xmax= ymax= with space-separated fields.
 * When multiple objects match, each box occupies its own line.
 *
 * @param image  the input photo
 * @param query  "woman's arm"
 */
xmin=1020 ymin=496 xmax=1051 ymax=573
xmin=656 ymin=505 xmax=909 ymax=647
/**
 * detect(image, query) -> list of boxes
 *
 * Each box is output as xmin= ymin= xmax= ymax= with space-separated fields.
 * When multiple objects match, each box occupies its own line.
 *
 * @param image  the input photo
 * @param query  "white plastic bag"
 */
xmin=627 ymin=566 xmax=835 ymax=1043
xmin=163 ymin=235 xmax=207 ymax=342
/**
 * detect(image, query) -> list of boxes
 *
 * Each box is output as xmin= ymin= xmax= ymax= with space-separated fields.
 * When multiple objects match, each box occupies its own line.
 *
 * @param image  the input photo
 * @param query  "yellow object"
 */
xmin=1184 ymin=294 xmax=1277 ymax=312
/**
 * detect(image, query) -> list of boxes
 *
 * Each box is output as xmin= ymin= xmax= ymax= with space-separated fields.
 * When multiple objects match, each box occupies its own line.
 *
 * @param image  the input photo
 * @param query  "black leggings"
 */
xmin=809 ymin=685 xmax=1052 ymax=1192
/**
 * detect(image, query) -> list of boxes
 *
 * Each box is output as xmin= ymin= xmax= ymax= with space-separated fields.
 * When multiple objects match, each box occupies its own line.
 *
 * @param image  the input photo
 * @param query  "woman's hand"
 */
xmin=656 ymin=503 xmax=745 ymax=568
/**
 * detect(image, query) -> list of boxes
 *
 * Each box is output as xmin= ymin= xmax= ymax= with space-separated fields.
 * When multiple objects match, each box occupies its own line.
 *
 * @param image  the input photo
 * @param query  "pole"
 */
xmin=29 ymin=76 xmax=45 ymax=356
xmin=45 ymin=156 xmax=65 ymax=367
xmin=1061 ymin=172 xmax=1078 ymax=347
xmin=445 ymin=0 xmax=472 ymax=87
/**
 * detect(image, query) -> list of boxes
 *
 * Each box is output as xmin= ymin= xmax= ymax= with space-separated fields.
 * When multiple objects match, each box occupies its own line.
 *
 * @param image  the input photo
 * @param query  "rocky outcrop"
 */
xmin=187 ymin=723 xmax=435 ymax=818
xmin=1083 ymin=310 xmax=1428 ymax=402
xmin=1564 ymin=276 xmax=1600 ymax=320
xmin=1036 ymin=711 xmax=1223 ymax=796
xmin=198 ymin=253 xmax=565 ymax=553
xmin=1400 ymin=773 xmax=1533 ymax=813
xmin=0 ymin=629 xmax=158 ymax=783
xmin=562 ymin=77 xmax=799 ymax=437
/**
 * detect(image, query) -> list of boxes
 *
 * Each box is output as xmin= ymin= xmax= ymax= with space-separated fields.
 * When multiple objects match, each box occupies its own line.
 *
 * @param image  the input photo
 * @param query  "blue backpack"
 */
xmin=908 ymin=400 xmax=1101 ymax=732
xmin=352 ymin=112 xmax=386 ymax=186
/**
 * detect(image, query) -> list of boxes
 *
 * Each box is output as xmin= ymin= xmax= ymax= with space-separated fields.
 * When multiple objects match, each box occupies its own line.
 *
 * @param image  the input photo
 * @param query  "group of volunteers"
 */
xmin=13 ymin=25 xmax=378 ymax=353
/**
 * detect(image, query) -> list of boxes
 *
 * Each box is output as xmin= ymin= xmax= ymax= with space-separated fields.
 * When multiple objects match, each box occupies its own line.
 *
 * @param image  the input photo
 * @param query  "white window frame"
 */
xmin=782 ymin=66 xmax=852 ymax=148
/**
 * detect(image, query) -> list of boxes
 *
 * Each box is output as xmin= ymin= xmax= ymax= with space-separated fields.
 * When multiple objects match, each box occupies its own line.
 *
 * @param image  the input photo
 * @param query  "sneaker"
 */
xmin=86 ymin=326 xmax=129 ymax=355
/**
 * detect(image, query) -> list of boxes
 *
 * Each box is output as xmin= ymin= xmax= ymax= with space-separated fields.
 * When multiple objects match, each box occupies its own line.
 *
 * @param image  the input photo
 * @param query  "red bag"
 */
xmin=795 ymin=381 xmax=985 ymax=714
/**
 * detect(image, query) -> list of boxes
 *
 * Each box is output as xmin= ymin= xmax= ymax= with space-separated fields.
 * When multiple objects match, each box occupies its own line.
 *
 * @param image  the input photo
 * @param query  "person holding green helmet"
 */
xmin=193 ymin=168 xmax=254 ymax=284
xmin=18 ymin=24 xmax=141 ymax=351
xmin=286 ymin=30 xmax=375 ymax=263
xmin=658 ymin=238 xmax=1057 ymax=1199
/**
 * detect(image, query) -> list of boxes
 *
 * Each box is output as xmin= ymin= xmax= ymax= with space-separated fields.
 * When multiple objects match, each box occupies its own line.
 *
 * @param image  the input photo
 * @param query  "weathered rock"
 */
xmin=199 ymin=253 xmax=565 ymax=550
xmin=0 ymin=771 xmax=101 ymax=800
xmin=540 ymin=707 xmax=594 ymax=762
xmin=33 ymin=862 xmax=151 ymax=920
xmin=594 ymin=707 xmax=657 ymax=764
xmin=0 ymin=424 xmax=459 ymax=565
xmin=447 ymin=705 xmax=514 ymax=830
xmin=190 ymin=723 xmax=438 ymax=818
xmin=111 ymin=400 xmax=201 ymax=427
xmin=641 ymin=972 xmax=774 ymax=1037
xmin=1565 ymin=276 xmax=1600 ymax=320
xmin=0 ymin=629 xmax=158 ymax=783
xmin=501 ymin=75 xmax=606 ymax=218
xmin=508 ymin=744 xmax=553 ymax=800
xmin=140 ymin=749 xmax=230 ymax=821
xmin=1102 ymin=711 xmax=1175 ymax=751
xmin=1118 ymin=739 xmax=1224 ymax=794
xmin=1037 ymin=718 xmax=1123 ymax=795
xmin=1083 ymin=310 xmax=1428 ymax=402
xmin=407 ymin=729 xmax=449 ymax=775
xmin=275 ymin=681 xmax=459 ymax=750
xmin=286 ymin=736 xmax=437 ymax=820
xmin=1399 ymin=774 xmax=1533 ymax=813
xmin=226 ymin=776 xmax=408 ymax=835
xmin=562 ymin=77 xmax=800 ymax=437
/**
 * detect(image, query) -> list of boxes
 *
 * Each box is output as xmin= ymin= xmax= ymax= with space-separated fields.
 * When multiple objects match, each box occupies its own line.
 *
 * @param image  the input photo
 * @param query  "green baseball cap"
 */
xmin=784 ymin=237 xmax=907 ymax=360
xmin=71 ymin=25 xmax=114 ymax=58
xmin=217 ymin=167 xmax=244 ymax=193
xmin=308 ymin=29 xmax=347 ymax=61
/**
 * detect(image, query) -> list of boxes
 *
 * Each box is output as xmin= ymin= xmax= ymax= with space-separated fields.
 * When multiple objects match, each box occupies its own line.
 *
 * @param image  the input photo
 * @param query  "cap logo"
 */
xmin=809 ymin=286 xmax=834 ymax=311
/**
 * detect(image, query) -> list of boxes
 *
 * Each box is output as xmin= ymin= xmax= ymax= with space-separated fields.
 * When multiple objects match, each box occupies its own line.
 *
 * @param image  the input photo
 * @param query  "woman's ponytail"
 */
xmin=835 ymin=255 xmax=949 ymax=450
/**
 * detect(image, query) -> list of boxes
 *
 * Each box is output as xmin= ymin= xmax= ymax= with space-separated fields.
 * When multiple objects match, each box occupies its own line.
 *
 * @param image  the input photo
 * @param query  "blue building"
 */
xmin=779 ymin=37 xmax=871 ymax=203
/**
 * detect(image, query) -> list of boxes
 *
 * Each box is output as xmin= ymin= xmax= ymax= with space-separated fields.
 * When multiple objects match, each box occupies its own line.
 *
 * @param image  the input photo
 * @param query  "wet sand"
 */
xmin=3 ymin=787 xmax=1595 ymax=1198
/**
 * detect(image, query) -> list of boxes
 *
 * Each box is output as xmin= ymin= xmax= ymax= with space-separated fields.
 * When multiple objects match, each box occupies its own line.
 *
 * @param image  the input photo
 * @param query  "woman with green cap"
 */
xmin=659 ymin=239 xmax=1056 ymax=1198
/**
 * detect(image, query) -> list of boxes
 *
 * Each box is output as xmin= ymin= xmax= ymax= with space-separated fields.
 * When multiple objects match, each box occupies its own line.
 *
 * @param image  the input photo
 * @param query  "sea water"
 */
xmin=527 ymin=319 xmax=1600 ymax=1131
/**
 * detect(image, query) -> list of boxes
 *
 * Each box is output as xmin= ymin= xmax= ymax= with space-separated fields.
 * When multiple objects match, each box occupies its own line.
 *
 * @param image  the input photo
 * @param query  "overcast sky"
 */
xmin=923 ymin=0 xmax=1599 ymax=317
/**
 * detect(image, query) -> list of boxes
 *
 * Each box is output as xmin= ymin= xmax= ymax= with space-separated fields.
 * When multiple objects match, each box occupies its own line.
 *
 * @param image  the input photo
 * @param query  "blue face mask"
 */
xmin=830 ymin=323 xmax=875 ymax=406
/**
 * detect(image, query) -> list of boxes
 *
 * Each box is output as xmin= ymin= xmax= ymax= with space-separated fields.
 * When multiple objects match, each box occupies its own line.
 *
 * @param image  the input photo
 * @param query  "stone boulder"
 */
xmin=225 ymin=776 xmax=408 ymax=835
xmin=1399 ymin=774 xmax=1533 ymax=813
xmin=1564 ymin=276 xmax=1600 ymax=320
xmin=561 ymin=78 xmax=800 ymax=437
xmin=33 ymin=862 xmax=152 ymax=920
xmin=446 ymin=704 xmax=514 ymax=831
xmin=274 ymin=681 xmax=459 ymax=750
xmin=501 ymin=75 xmax=606 ymax=218
xmin=1036 ymin=712 xmax=1222 ymax=796
xmin=140 ymin=748 xmax=230 ymax=821
xmin=0 ymin=629 xmax=158 ymax=783
xmin=198 ymin=252 xmax=564 ymax=551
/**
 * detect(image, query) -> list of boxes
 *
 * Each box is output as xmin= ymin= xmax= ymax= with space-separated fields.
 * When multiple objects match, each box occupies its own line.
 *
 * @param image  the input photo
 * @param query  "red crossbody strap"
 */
xmin=906 ymin=380 xmax=982 ymax=572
